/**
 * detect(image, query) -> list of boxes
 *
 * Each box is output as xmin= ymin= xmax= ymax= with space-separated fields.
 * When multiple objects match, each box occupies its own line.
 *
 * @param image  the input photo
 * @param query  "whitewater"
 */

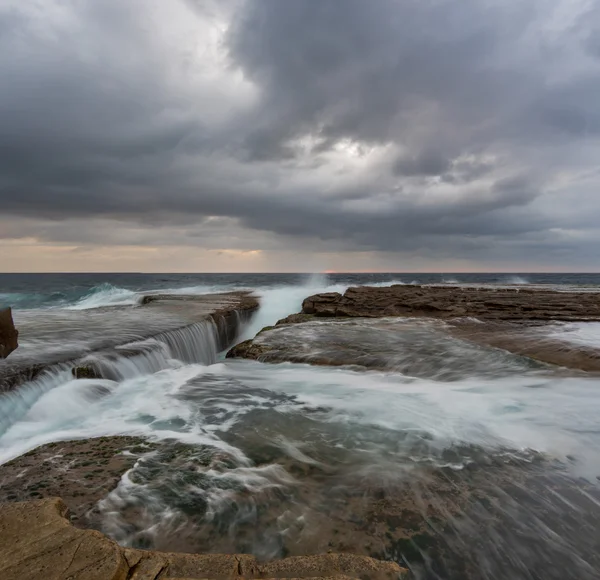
xmin=2 ymin=273 xmax=600 ymax=579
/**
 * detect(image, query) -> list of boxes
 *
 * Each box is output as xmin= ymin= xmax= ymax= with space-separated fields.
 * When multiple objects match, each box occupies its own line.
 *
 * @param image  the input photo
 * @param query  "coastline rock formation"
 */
xmin=301 ymin=284 xmax=600 ymax=321
xmin=0 ymin=307 xmax=18 ymax=359
xmin=0 ymin=498 xmax=407 ymax=580
xmin=228 ymin=285 xmax=600 ymax=372
xmin=0 ymin=292 xmax=258 ymax=393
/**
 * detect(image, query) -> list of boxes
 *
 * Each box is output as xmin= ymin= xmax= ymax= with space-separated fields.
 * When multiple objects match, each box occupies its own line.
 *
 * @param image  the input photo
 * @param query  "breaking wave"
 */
xmin=67 ymin=283 xmax=143 ymax=310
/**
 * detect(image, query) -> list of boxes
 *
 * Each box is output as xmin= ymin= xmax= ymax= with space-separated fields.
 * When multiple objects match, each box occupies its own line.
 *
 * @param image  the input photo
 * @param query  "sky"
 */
xmin=1 ymin=0 xmax=599 ymax=273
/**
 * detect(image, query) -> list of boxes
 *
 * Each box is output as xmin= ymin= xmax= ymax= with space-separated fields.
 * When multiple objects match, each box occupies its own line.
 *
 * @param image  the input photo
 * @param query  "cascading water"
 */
xmin=155 ymin=320 xmax=220 ymax=365
xmin=0 ymin=318 xmax=223 ymax=446
xmin=0 ymin=364 xmax=73 ymax=437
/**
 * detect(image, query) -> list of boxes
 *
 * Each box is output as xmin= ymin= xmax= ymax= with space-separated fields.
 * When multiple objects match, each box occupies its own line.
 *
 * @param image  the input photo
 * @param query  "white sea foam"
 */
xmin=2 ymin=352 xmax=600 ymax=479
xmin=238 ymin=274 xmax=405 ymax=341
xmin=67 ymin=283 xmax=142 ymax=310
xmin=546 ymin=322 xmax=600 ymax=349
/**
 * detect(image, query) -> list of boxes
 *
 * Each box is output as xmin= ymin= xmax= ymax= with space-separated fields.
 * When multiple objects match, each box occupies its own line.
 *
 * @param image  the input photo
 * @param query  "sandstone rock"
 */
xmin=230 ymin=284 xmax=600 ymax=372
xmin=0 ymin=498 xmax=128 ymax=580
xmin=0 ymin=307 xmax=18 ymax=359
xmin=301 ymin=284 xmax=600 ymax=321
xmin=0 ymin=437 xmax=159 ymax=526
xmin=276 ymin=312 xmax=315 ymax=325
xmin=226 ymin=338 xmax=270 ymax=360
xmin=0 ymin=292 xmax=259 ymax=393
xmin=0 ymin=498 xmax=409 ymax=579
xmin=303 ymin=292 xmax=343 ymax=316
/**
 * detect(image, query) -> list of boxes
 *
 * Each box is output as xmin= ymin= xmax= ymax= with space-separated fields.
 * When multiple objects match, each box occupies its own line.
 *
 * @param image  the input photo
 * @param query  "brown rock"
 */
xmin=301 ymin=284 xmax=600 ymax=322
xmin=0 ymin=498 xmax=409 ymax=579
xmin=259 ymin=553 xmax=406 ymax=579
xmin=0 ymin=498 xmax=129 ymax=580
xmin=226 ymin=338 xmax=270 ymax=361
xmin=303 ymin=293 xmax=343 ymax=316
xmin=276 ymin=313 xmax=316 ymax=325
xmin=0 ymin=307 xmax=18 ymax=359
xmin=0 ymin=437 xmax=158 ymax=526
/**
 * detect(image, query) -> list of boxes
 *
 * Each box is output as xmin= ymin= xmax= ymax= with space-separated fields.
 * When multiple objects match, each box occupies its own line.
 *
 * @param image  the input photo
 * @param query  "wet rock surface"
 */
xmin=229 ymin=285 xmax=600 ymax=373
xmin=0 ymin=292 xmax=258 ymax=392
xmin=0 ymin=497 xmax=407 ymax=579
xmin=0 ymin=308 xmax=18 ymax=359
xmin=447 ymin=318 xmax=600 ymax=372
xmin=302 ymin=284 xmax=600 ymax=321
xmin=228 ymin=317 xmax=549 ymax=377
xmin=5 ymin=435 xmax=597 ymax=580
xmin=0 ymin=437 xmax=158 ymax=527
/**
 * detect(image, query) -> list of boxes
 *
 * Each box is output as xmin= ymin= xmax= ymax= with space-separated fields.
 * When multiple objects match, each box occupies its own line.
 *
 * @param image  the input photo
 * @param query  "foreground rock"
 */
xmin=302 ymin=285 xmax=600 ymax=321
xmin=0 ymin=498 xmax=407 ymax=579
xmin=0 ymin=307 xmax=18 ymax=359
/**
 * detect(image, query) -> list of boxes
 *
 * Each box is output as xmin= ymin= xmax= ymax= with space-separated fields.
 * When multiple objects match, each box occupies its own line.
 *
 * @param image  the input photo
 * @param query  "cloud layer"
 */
xmin=1 ymin=0 xmax=599 ymax=271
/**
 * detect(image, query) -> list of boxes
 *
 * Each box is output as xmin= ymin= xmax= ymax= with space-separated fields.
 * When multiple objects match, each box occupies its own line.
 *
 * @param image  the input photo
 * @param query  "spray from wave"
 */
xmin=505 ymin=275 xmax=529 ymax=285
xmin=67 ymin=283 xmax=143 ymax=310
xmin=237 ymin=274 xmax=406 ymax=341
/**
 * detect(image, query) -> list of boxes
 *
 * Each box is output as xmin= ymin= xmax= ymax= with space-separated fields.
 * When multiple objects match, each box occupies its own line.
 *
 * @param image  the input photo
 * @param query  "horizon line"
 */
xmin=2 ymin=271 xmax=600 ymax=275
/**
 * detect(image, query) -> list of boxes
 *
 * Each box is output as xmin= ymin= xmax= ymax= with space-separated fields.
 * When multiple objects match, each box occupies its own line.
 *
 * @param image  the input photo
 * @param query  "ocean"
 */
xmin=3 ymin=272 xmax=600 ymax=311
xmin=2 ymin=272 xmax=600 ymax=579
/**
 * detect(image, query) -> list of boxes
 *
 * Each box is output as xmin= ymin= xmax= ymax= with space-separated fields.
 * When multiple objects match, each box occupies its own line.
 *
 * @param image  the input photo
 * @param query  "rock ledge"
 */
xmin=0 ymin=498 xmax=408 ymax=580
xmin=302 ymin=284 xmax=600 ymax=321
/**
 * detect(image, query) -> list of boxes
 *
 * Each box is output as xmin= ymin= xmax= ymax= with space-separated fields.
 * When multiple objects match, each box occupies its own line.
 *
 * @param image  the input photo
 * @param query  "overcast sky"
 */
xmin=1 ymin=0 xmax=599 ymax=272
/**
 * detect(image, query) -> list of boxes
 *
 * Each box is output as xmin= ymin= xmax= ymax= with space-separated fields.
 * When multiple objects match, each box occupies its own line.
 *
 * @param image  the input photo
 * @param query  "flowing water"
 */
xmin=2 ymin=273 xmax=600 ymax=579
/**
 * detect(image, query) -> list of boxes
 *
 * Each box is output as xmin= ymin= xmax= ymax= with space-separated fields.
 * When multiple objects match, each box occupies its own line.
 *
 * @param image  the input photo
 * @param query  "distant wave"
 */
xmin=364 ymin=279 xmax=406 ymax=288
xmin=67 ymin=283 xmax=142 ymax=310
xmin=505 ymin=276 xmax=529 ymax=285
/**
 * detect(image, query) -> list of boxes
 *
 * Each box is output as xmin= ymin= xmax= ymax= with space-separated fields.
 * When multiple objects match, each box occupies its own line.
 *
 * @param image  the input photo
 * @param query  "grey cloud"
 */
xmin=393 ymin=150 xmax=450 ymax=178
xmin=0 ymin=0 xmax=599 ymax=267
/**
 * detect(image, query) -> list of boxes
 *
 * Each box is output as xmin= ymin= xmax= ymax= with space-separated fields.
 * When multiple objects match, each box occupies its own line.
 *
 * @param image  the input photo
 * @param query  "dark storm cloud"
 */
xmin=0 ymin=0 xmax=599 ymax=264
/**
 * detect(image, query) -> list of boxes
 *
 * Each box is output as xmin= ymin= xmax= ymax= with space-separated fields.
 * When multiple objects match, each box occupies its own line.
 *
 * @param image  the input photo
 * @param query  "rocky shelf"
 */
xmin=301 ymin=284 xmax=600 ymax=321
xmin=0 ymin=292 xmax=258 ymax=392
xmin=0 ymin=498 xmax=407 ymax=580
xmin=228 ymin=285 xmax=600 ymax=372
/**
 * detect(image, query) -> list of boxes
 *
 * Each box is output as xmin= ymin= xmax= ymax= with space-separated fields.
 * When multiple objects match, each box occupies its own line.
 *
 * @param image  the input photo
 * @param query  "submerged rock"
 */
xmin=0 ymin=307 xmax=18 ymax=359
xmin=72 ymin=365 xmax=102 ymax=379
xmin=227 ymin=317 xmax=545 ymax=377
